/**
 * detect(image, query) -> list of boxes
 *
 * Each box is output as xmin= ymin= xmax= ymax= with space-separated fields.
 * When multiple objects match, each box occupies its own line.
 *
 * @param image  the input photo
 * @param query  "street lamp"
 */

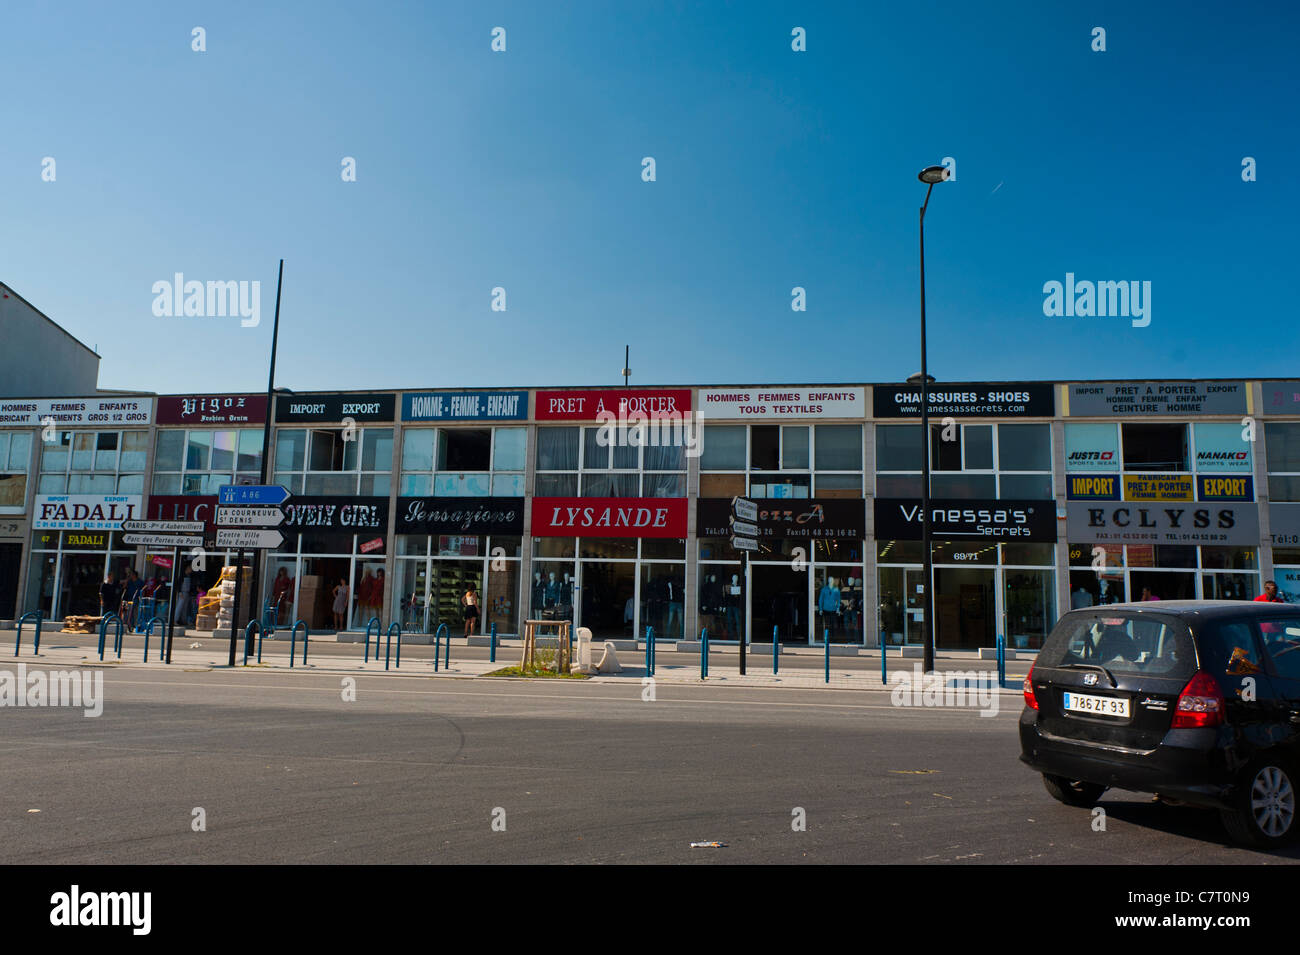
xmin=917 ymin=165 xmax=948 ymax=672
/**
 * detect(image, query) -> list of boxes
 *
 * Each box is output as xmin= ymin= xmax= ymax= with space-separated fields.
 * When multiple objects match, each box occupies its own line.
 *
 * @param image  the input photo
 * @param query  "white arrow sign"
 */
xmin=729 ymin=517 xmax=759 ymax=537
xmin=215 ymin=528 xmax=285 ymax=549
xmin=121 ymin=520 xmax=205 ymax=535
xmin=732 ymin=496 xmax=758 ymax=523
xmin=122 ymin=533 xmax=205 ymax=548
xmin=730 ymin=535 xmax=759 ymax=552
xmin=216 ymin=506 xmax=286 ymax=528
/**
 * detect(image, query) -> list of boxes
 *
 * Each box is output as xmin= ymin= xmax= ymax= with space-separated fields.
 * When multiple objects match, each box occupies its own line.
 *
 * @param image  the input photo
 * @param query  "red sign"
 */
xmin=359 ymin=537 xmax=384 ymax=554
xmin=149 ymin=555 xmax=174 ymax=568
xmin=531 ymin=497 xmax=688 ymax=537
xmin=534 ymin=389 xmax=692 ymax=421
xmin=157 ymin=394 xmax=267 ymax=425
xmin=147 ymin=495 xmax=218 ymax=532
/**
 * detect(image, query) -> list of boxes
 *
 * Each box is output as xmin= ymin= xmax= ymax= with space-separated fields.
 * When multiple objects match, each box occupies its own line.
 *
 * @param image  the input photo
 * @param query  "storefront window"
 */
xmin=1265 ymin=423 xmax=1300 ymax=501
xmin=1122 ymin=423 xmax=1188 ymax=471
xmin=0 ymin=431 xmax=33 ymax=512
xmin=274 ymin=427 xmax=392 ymax=496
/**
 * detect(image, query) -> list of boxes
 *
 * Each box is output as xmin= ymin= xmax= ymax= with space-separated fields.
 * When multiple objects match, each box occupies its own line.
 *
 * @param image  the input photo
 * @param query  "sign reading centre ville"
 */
xmin=874 ymin=499 xmax=1057 ymax=542
xmin=534 ymin=389 xmax=692 ymax=421
xmin=699 ymin=388 xmax=864 ymax=419
xmin=0 ymin=397 xmax=152 ymax=427
xmin=531 ymin=498 xmax=688 ymax=537
xmin=274 ymin=393 xmax=395 ymax=423
xmin=402 ymin=391 xmax=528 ymax=421
xmin=1067 ymin=502 xmax=1260 ymax=546
xmin=1066 ymin=381 xmax=1247 ymax=416
xmin=873 ymin=383 xmax=1054 ymax=418
xmin=698 ymin=498 xmax=865 ymax=539
xmin=397 ymin=497 xmax=524 ymax=535
xmin=157 ymin=394 xmax=266 ymax=425
xmin=35 ymin=495 xmax=142 ymax=530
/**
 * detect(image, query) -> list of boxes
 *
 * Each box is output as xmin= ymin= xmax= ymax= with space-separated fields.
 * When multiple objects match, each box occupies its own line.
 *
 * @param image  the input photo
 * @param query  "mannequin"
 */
xmin=665 ymin=575 xmax=683 ymax=638
xmin=545 ymin=571 xmax=560 ymax=607
xmin=842 ymin=577 xmax=860 ymax=641
xmin=561 ymin=572 xmax=573 ymax=605
xmin=532 ymin=571 xmax=546 ymax=615
xmin=818 ymin=575 xmax=842 ymax=640
xmin=724 ymin=573 xmax=742 ymax=640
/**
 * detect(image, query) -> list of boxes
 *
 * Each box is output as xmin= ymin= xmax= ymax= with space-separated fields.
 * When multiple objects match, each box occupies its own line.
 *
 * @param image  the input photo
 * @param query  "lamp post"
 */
xmin=917 ymin=165 xmax=948 ymax=672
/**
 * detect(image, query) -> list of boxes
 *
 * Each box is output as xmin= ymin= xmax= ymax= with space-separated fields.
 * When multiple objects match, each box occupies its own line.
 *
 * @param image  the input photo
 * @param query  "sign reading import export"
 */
xmin=274 ymin=393 xmax=395 ymax=422
xmin=698 ymin=388 xmax=864 ymax=419
xmin=531 ymin=497 xmax=688 ymax=537
xmin=1066 ymin=381 xmax=1246 ymax=416
xmin=873 ymin=383 xmax=1054 ymax=418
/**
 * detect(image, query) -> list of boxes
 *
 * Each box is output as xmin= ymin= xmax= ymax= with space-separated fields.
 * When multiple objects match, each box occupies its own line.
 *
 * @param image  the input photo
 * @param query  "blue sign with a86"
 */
xmin=218 ymin=485 xmax=291 ymax=506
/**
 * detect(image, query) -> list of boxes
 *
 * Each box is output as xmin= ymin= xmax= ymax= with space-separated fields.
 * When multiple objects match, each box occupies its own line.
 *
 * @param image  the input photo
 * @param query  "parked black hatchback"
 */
xmin=1020 ymin=601 xmax=1300 ymax=848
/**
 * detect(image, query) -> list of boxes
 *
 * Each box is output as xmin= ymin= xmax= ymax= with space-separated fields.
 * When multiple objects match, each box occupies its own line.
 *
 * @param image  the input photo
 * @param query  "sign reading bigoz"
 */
xmin=531 ymin=497 xmax=688 ymax=537
xmin=534 ymin=390 xmax=692 ymax=420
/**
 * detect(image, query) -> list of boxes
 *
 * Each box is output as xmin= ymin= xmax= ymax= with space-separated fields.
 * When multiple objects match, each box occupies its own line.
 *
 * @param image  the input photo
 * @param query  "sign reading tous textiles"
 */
xmin=698 ymin=499 xmax=865 ymax=540
xmin=156 ymin=394 xmax=266 ymax=425
xmin=401 ymin=391 xmax=528 ymax=421
xmin=274 ymin=393 xmax=395 ymax=423
xmin=1066 ymin=381 xmax=1247 ymax=416
xmin=531 ymin=497 xmax=688 ymax=537
xmin=872 ymin=383 xmax=1054 ymax=418
xmin=873 ymin=499 xmax=1056 ymax=542
xmin=534 ymin=390 xmax=692 ymax=421
xmin=396 ymin=497 xmax=524 ymax=535
xmin=0 ymin=397 xmax=152 ymax=428
xmin=1067 ymin=502 xmax=1260 ymax=545
xmin=699 ymin=388 xmax=864 ymax=419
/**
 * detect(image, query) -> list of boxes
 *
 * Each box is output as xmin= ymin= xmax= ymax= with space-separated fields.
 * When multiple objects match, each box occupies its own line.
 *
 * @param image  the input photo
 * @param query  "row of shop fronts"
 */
xmin=4 ymin=380 xmax=1300 ymax=650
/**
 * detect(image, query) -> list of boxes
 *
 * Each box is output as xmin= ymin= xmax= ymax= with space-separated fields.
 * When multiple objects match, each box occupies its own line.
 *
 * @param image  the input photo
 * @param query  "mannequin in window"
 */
xmin=842 ymin=576 xmax=860 ymax=641
xmin=545 ymin=571 xmax=560 ymax=607
xmin=532 ymin=571 xmax=546 ymax=616
xmin=560 ymin=572 xmax=573 ymax=611
xmin=665 ymin=575 xmax=684 ymax=639
xmin=701 ymin=574 xmax=721 ymax=615
xmin=818 ymin=575 xmax=841 ymax=641
xmin=724 ymin=573 xmax=742 ymax=640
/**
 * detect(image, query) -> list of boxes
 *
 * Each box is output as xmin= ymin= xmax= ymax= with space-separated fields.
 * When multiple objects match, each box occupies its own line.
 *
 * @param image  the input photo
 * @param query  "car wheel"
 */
xmin=1042 ymin=774 xmax=1106 ymax=807
xmin=1221 ymin=758 xmax=1298 ymax=848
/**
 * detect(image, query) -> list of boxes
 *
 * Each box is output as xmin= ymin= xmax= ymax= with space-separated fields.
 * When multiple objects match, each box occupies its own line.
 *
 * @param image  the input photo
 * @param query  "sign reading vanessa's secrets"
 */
xmin=873 ymin=499 xmax=1056 ymax=541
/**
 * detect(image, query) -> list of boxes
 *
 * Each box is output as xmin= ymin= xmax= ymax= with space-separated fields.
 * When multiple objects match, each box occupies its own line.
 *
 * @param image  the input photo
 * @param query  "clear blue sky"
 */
xmin=2 ymin=0 xmax=1296 ymax=395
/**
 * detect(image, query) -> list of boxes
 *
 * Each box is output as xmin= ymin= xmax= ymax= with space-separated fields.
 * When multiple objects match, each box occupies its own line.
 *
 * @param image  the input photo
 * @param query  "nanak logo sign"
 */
xmin=874 ymin=498 xmax=1057 ymax=542
xmin=1067 ymin=502 xmax=1259 ymax=545
xmin=531 ymin=497 xmax=687 ymax=537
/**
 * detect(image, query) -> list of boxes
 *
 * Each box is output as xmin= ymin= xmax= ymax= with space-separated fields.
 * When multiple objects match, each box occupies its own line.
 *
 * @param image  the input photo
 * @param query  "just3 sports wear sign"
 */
xmin=534 ymin=390 xmax=692 ymax=421
xmin=1066 ymin=502 xmax=1260 ymax=545
xmin=872 ymin=383 xmax=1054 ymax=418
xmin=530 ymin=497 xmax=688 ymax=537
xmin=273 ymin=393 xmax=395 ymax=423
xmin=874 ymin=498 xmax=1057 ymax=542
xmin=697 ymin=498 xmax=865 ymax=539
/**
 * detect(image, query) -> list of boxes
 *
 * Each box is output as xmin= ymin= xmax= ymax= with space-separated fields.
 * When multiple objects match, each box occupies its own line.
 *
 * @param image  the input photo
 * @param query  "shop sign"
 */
xmin=1066 ymin=502 xmax=1260 ymax=545
xmin=34 ymin=494 xmax=141 ymax=530
xmin=698 ymin=498 xmax=865 ymax=539
xmin=873 ymin=498 xmax=1057 ymax=542
xmin=534 ymin=389 xmax=692 ymax=421
xmin=436 ymin=535 xmax=480 ymax=556
xmin=1066 ymin=474 xmax=1121 ymax=501
xmin=1276 ymin=570 xmax=1300 ymax=604
xmin=1066 ymin=381 xmax=1246 ymax=416
xmin=396 ymin=496 xmax=524 ymax=535
xmin=1198 ymin=475 xmax=1254 ymax=502
xmin=273 ymin=393 xmax=395 ymax=423
xmin=531 ymin=497 xmax=688 ymax=537
xmin=1261 ymin=381 xmax=1300 ymax=415
xmin=1193 ymin=423 xmax=1252 ymax=472
xmin=401 ymin=391 xmax=527 ymax=421
xmin=1063 ymin=423 xmax=1119 ymax=472
xmin=63 ymin=532 xmax=109 ymax=549
xmin=360 ymin=537 xmax=384 ymax=554
xmin=156 ymin=394 xmax=266 ymax=425
xmin=872 ymin=383 xmax=1054 ymax=418
xmin=1269 ymin=504 xmax=1300 ymax=547
xmin=145 ymin=495 xmax=219 ymax=533
xmin=0 ymin=397 xmax=153 ymax=428
xmin=281 ymin=497 xmax=389 ymax=533
xmin=700 ymin=387 xmax=864 ymax=419
xmin=1123 ymin=474 xmax=1194 ymax=502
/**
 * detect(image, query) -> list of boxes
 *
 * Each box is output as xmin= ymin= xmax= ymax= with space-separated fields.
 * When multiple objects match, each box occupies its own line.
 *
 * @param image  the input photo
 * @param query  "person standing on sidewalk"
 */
xmin=1254 ymin=580 xmax=1284 ymax=602
xmin=461 ymin=584 xmax=480 ymax=638
xmin=99 ymin=572 xmax=121 ymax=619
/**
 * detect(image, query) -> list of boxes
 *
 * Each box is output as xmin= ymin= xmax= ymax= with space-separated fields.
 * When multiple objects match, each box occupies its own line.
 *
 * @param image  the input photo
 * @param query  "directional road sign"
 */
xmin=729 ymin=517 xmax=759 ymax=538
xmin=218 ymin=484 xmax=291 ymax=507
xmin=731 ymin=496 xmax=758 ymax=523
xmin=121 ymin=520 xmax=205 ymax=535
xmin=122 ymin=533 xmax=205 ymax=548
xmin=215 ymin=528 xmax=285 ymax=549
xmin=216 ymin=506 xmax=286 ymax=528
xmin=730 ymin=535 xmax=759 ymax=552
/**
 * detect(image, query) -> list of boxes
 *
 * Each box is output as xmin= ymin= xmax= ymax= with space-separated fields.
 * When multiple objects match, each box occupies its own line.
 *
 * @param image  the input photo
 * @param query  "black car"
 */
xmin=1020 ymin=601 xmax=1300 ymax=848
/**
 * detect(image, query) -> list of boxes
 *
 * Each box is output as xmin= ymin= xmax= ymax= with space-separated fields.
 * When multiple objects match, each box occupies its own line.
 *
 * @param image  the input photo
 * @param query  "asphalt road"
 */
xmin=2 ymin=664 xmax=1296 ymax=865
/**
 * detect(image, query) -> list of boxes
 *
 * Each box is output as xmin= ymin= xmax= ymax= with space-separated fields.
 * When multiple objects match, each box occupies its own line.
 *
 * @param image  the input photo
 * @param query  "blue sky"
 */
xmin=2 ymin=0 xmax=1296 ymax=396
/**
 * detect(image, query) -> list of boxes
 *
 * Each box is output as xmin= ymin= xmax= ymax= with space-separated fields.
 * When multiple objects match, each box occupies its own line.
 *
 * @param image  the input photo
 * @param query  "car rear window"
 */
xmin=1258 ymin=616 xmax=1300 ymax=681
xmin=1038 ymin=613 xmax=1195 ymax=679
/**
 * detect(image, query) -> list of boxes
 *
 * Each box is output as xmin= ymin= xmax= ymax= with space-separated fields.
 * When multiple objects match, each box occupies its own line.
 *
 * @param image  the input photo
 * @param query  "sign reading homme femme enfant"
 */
xmin=401 ymin=391 xmax=528 ymax=421
xmin=872 ymin=383 xmax=1054 ymax=418
xmin=534 ymin=390 xmax=692 ymax=421
xmin=274 ymin=393 xmax=395 ymax=423
xmin=0 ymin=397 xmax=153 ymax=428
xmin=531 ymin=497 xmax=688 ymax=537
xmin=699 ymin=388 xmax=864 ymax=419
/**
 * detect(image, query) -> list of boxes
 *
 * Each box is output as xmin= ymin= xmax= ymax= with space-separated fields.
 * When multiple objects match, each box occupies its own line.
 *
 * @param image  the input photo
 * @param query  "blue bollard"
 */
xmin=824 ymin=628 xmax=830 ymax=684
xmin=243 ymin=621 xmax=261 ymax=666
xmin=490 ymin=622 xmax=497 ymax=663
xmin=996 ymin=632 xmax=1006 ymax=689
xmin=773 ymin=625 xmax=779 ymax=674
xmin=390 ymin=623 xmax=402 ymax=669
xmin=143 ymin=618 xmax=163 ymax=662
xmin=434 ymin=623 xmax=448 ymax=672
xmin=644 ymin=626 xmax=652 ymax=676
xmin=881 ymin=635 xmax=887 ymax=685
xmin=293 ymin=619 xmax=309 ymax=665
xmin=15 ymin=611 xmax=43 ymax=657
xmin=701 ymin=627 xmax=708 ymax=679
xmin=364 ymin=616 xmax=380 ymax=663
xmin=98 ymin=613 xmax=121 ymax=661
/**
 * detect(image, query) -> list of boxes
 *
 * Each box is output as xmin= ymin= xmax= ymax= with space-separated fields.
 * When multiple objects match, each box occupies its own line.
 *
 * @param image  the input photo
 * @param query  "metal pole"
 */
xmin=227 ymin=550 xmax=244 ymax=667
xmin=919 ymin=188 xmax=935 ymax=674
xmin=773 ymin=625 xmax=778 ymax=674
xmin=490 ymin=621 xmax=497 ymax=663
xmin=824 ymin=627 xmax=830 ymax=683
xmin=250 ymin=259 xmax=284 ymax=651
xmin=701 ymin=628 xmax=708 ymax=678
xmin=739 ymin=551 xmax=748 ymax=676
xmin=165 ymin=545 xmax=179 ymax=664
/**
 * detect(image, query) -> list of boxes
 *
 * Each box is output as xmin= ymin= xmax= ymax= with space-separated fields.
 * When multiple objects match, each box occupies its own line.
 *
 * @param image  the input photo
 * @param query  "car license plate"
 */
xmin=1062 ymin=691 xmax=1130 ymax=718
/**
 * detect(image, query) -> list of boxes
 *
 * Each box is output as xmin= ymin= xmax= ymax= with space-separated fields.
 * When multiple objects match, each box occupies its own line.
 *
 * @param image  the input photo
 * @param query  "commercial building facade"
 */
xmin=3 ymin=378 xmax=1297 ymax=651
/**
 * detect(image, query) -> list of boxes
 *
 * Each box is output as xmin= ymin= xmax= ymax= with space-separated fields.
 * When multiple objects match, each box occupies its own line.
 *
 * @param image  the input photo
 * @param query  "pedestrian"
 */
xmin=99 ymin=572 xmax=121 ymax=619
xmin=1140 ymin=587 xmax=1160 ymax=602
xmin=332 ymin=577 xmax=349 ymax=631
xmin=461 ymin=584 xmax=480 ymax=638
xmin=121 ymin=569 xmax=144 ymax=628
xmin=272 ymin=567 xmax=293 ymax=624
xmin=1254 ymin=580 xmax=1284 ymax=603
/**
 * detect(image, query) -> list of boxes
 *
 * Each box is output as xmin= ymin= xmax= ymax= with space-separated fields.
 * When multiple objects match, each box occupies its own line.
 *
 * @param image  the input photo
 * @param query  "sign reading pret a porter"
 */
xmin=396 ymin=496 xmax=524 ymax=534
xmin=698 ymin=499 xmax=865 ymax=539
xmin=1067 ymin=502 xmax=1260 ymax=545
xmin=157 ymin=394 xmax=266 ymax=425
xmin=274 ymin=393 xmax=395 ymax=423
xmin=402 ymin=391 xmax=527 ymax=421
xmin=35 ymin=495 xmax=142 ymax=530
xmin=872 ymin=383 xmax=1054 ymax=418
xmin=0 ymin=397 xmax=152 ymax=428
xmin=1067 ymin=381 xmax=1246 ymax=416
xmin=1123 ymin=474 xmax=1194 ymax=502
xmin=531 ymin=497 xmax=688 ymax=537
xmin=873 ymin=498 xmax=1057 ymax=542
xmin=699 ymin=388 xmax=864 ymax=419
xmin=534 ymin=389 xmax=692 ymax=421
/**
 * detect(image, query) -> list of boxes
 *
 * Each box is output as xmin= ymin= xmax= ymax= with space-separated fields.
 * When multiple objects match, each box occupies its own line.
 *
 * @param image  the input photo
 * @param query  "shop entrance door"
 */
xmin=903 ymin=567 xmax=926 ymax=646
xmin=934 ymin=567 xmax=995 ymax=650
xmin=577 ymin=561 xmax=636 ymax=642
xmin=0 ymin=543 xmax=20 ymax=618
xmin=751 ymin=562 xmax=808 ymax=644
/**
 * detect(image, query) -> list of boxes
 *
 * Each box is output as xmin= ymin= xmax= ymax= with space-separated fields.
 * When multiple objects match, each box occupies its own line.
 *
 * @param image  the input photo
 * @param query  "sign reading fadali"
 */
xmin=1067 ymin=502 xmax=1259 ymax=545
xmin=401 ymin=391 xmax=527 ymax=421
xmin=1066 ymin=381 xmax=1246 ymax=416
xmin=157 ymin=394 xmax=266 ymax=425
xmin=698 ymin=498 xmax=865 ymax=539
xmin=274 ymin=393 xmax=395 ymax=423
xmin=531 ymin=497 xmax=688 ymax=537
xmin=35 ymin=494 xmax=142 ymax=530
xmin=699 ymin=388 xmax=864 ymax=419
xmin=873 ymin=383 xmax=1054 ymax=418
xmin=280 ymin=497 xmax=389 ymax=535
xmin=874 ymin=498 xmax=1056 ymax=542
xmin=396 ymin=497 xmax=524 ymax=535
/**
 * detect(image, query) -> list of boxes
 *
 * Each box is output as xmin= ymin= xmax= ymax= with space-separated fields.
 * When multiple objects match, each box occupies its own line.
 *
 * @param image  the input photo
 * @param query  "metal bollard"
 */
xmin=294 ymin=619 xmax=310 ymax=665
xmin=881 ymin=635 xmax=887 ymax=685
xmin=701 ymin=628 xmax=708 ymax=679
xmin=243 ymin=621 xmax=261 ymax=666
xmin=996 ymin=632 xmax=1006 ymax=689
xmin=773 ymin=625 xmax=779 ymax=674
xmin=644 ymin=626 xmax=652 ymax=676
xmin=15 ymin=611 xmax=43 ymax=657
xmin=824 ymin=628 xmax=830 ymax=684
xmin=490 ymin=622 xmax=497 ymax=663
xmin=434 ymin=624 xmax=448 ymax=672
xmin=144 ymin=618 xmax=163 ymax=662
xmin=364 ymin=616 xmax=380 ymax=663
xmin=98 ymin=613 xmax=120 ymax=661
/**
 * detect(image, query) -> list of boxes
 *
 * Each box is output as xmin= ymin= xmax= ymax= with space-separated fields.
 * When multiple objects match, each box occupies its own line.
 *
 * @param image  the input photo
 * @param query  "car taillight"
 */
xmin=1023 ymin=661 xmax=1038 ymax=710
xmin=1170 ymin=671 xmax=1225 ymax=728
